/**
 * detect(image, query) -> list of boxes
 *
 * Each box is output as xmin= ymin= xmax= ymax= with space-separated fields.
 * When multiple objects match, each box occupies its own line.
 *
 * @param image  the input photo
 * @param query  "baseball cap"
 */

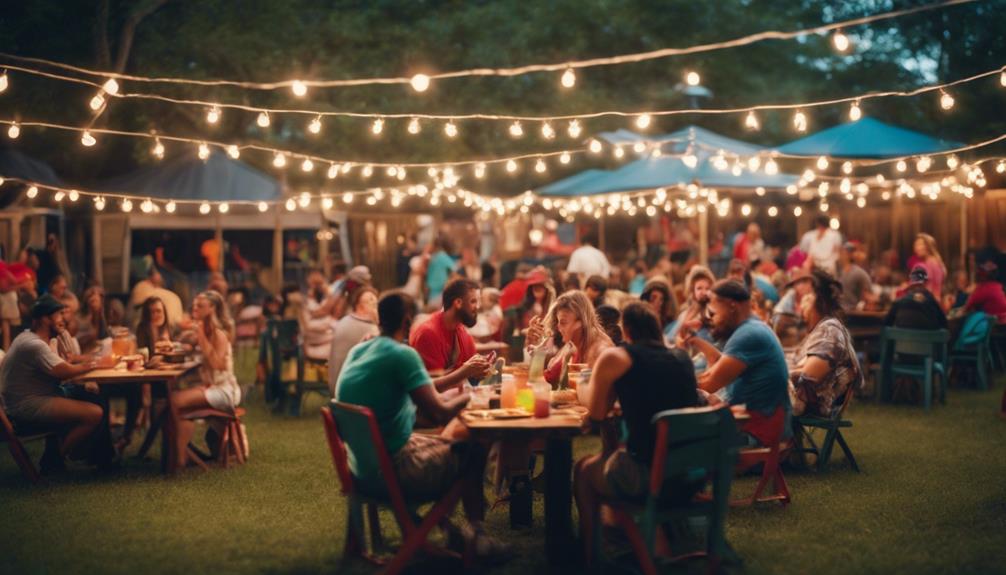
xmin=31 ymin=294 xmax=66 ymax=319
xmin=909 ymin=264 xmax=929 ymax=284
xmin=711 ymin=279 xmax=751 ymax=302
xmin=347 ymin=265 xmax=372 ymax=283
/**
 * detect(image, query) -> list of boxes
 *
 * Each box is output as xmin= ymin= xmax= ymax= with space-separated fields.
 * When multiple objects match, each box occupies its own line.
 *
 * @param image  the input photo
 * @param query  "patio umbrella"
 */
xmin=775 ymin=117 xmax=961 ymax=159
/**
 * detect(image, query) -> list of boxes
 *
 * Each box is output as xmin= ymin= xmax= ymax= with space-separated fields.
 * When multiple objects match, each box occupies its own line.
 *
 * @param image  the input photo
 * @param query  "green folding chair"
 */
xmin=593 ymin=405 xmax=740 ymax=575
xmin=794 ymin=384 xmax=860 ymax=472
xmin=948 ymin=312 xmax=995 ymax=390
xmin=877 ymin=327 xmax=949 ymax=411
xmin=261 ymin=318 xmax=328 ymax=415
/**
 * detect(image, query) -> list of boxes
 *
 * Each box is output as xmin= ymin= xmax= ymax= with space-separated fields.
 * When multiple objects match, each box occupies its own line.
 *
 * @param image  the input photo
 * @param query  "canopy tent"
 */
xmin=0 ymin=147 xmax=65 ymax=257
xmin=102 ymin=149 xmax=282 ymax=202
xmin=775 ymin=117 xmax=961 ymax=159
xmin=535 ymin=169 xmax=609 ymax=197
xmin=0 ymin=146 xmax=64 ymax=208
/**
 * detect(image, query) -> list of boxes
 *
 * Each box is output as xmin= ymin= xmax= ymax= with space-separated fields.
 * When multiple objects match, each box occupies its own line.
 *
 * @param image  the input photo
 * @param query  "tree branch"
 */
xmin=95 ymin=0 xmax=111 ymax=69
xmin=113 ymin=0 xmax=171 ymax=73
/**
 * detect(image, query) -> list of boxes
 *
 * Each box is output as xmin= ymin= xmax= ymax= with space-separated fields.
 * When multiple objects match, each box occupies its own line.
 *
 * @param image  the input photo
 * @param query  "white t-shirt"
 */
xmin=567 ymin=245 xmax=611 ymax=279
xmin=328 ymin=314 xmax=379 ymax=395
xmin=0 ymin=330 xmax=64 ymax=414
xmin=803 ymin=229 xmax=843 ymax=275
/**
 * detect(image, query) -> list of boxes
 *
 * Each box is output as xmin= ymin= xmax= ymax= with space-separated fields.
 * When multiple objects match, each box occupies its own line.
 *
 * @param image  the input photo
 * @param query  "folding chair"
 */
xmin=321 ymin=404 xmax=468 ymax=575
xmin=594 ymin=405 xmax=739 ymax=575
xmin=793 ymin=384 xmax=860 ymax=472
xmin=877 ymin=327 xmax=949 ymax=411
xmin=182 ymin=407 xmax=247 ymax=469
xmin=734 ymin=405 xmax=790 ymax=506
xmin=0 ymin=404 xmax=55 ymax=484
xmin=262 ymin=319 xmax=328 ymax=415
xmin=948 ymin=312 xmax=995 ymax=390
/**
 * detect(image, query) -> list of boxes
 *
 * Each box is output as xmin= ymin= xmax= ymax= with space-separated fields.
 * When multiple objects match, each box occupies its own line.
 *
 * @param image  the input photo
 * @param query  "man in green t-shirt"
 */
xmin=335 ymin=291 xmax=507 ymax=557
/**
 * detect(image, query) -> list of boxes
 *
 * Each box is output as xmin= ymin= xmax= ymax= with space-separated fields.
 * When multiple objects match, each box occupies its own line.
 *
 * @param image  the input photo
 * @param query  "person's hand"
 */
xmin=84 ymin=381 xmax=99 ymax=394
xmin=95 ymin=354 xmax=117 ymax=369
xmin=525 ymin=315 xmax=546 ymax=348
xmin=461 ymin=354 xmax=491 ymax=379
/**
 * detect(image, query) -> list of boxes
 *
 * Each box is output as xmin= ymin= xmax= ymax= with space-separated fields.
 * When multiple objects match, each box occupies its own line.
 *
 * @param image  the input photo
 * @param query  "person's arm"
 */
xmin=696 ymin=354 xmax=747 ymax=395
xmin=410 ymin=383 xmax=469 ymax=425
xmin=197 ymin=327 xmax=229 ymax=370
xmin=50 ymin=353 xmax=117 ymax=380
xmin=431 ymin=354 xmax=490 ymax=392
xmin=586 ymin=347 xmax=630 ymax=421
xmin=686 ymin=335 xmax=721 ymax=365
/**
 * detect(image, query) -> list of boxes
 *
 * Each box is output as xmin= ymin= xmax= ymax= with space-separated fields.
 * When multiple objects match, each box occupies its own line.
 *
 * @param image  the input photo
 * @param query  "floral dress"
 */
xmin=788 ymin=317 xmax=862 ymax=417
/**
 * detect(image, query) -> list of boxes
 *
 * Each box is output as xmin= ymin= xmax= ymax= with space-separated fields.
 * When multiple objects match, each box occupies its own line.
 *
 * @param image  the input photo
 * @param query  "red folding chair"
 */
xmin=733 ymin=405 xmax=791 ymax=506
xmin=321 ymin=404 xmax=468 ymax=574
xmin=0 ymin=405 xmax=54 ymax=484
xmin=182 ymin=407 xmax=247 ymax=469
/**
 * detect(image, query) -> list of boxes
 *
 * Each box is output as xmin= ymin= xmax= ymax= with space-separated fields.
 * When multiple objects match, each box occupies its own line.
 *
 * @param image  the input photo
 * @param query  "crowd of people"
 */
xmin=1 ymin=218 xmax=1005 ymax=565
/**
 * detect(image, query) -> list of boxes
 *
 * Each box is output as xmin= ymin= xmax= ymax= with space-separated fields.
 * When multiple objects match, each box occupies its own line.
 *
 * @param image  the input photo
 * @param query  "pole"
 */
xmin=599 ymin=211 xmax=606 ymax=253
xmin=273 ymin=211 xmax=283 ymax=292
xmin=960 ymin=198 xmax=967 ymax=271
xmin=214 ymin=214 xmax=224 ymax=274
xmin=698 ymin=208 xmax=709 ymax=266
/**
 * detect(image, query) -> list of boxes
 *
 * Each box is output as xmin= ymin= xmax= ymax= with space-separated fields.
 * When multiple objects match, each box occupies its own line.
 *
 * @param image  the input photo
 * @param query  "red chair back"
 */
xmin=320 ymin=407 xmax=355 ymax=495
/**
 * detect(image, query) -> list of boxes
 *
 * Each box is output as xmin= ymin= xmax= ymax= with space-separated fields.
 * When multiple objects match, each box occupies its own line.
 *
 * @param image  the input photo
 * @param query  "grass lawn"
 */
xmin=1 ymin=374 xmax=1004 ymax=575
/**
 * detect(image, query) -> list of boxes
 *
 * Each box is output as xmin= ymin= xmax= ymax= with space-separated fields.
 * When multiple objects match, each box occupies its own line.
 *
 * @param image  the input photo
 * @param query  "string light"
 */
xmin=272 ymin=152 xmax=287 ymax=168
xmin=121 ymin=198 xmax=133 ymax=212
xmin=685 ymin=71 xmax=701 ymax=86
xmin=589 ymin=139 xmax=603 ymax=154
xmin=793 ymin=206 xmax=802 ymax=217
xmin=633 ymin=142 xmax=647 ymax=154
xmin=939 ymin=91 xmax=955 ymax=110
xmin=832 ymin=30 xmax=851 ymax=52
xmin=410 ymin=74 xmax=431 ymax=93
xmin=371 ymin=118 xmax=384 ymax=135
xmin=635 ymin=114 xmax=652 ymax=130
xmin=89 ymin=93 xmax=105 ymax=111
xmin=68 ymin=190 xmax=79 ymax=202
xmin=301 ymin=158 xmax=314 ymax=172
xmin=946 ymin=155 xmax=959 ymax=169
xmin=559 ymin=152 xmax=571 ymax=164
xmin=256 ymin=201 xmax=268 ymax=212
xmin=217 ymin=202 xmax=230 ymax=214
xmin=534 ymin=158 xmax=547 ymax=173
xmin=285 ymin=198 xmax=296 ymax=211
xmin=26 ymin=185 xmax=38 ymax=198
xmin=137 ymin=198 xmax=150 ymax=212
xmin=152 ymin=138 xmax=165 ymax=159
xmin=614 ymin=146 xmax=625 ymax=159
xmin=741 ymin=203 xmax=752 ymax=217
xmin=1001 ymin=70 xmax=1006 ymax=87
xmin=560 ymin=68 xmax=576 ymax=89
xmin=816 ymin=156 xmax=829 ymax=170
xmin=764 ymin=158 xmax=779 ymax=175
xmin=227 ymin=144 xmax=240 ymax=159
xmin=768 ymin=206 xmax=779 ymax=217
xmin=361 ymin=165 xmax=374 ymax=178
xmin=197 ymin=142 xmax=210 ymax=159
xmin=327 ymin=163 xmax=339 ymax=179
xmin=996 ymin=160 xmax=1005 ymax=174
xmin=291 ymin=80 xmax=308 ymax=97
xmin=896 ymin=159 xmax=907 ymax=172
xmin=444 ymin=121 xmax=458 ymax=138
xmin=94 ymin=197 xmax=106 ymax=211
xmin=793 ymin=110 xmax=808 ymax=132
xmin=848 ymin=100 xmax=862 ymax=121
xmin=0 ymin=71 xmax=7 ymax=93
xmin=744 ymin=111 xmax=760 ymax=130
xmin=568 ymin=120 xmax=582 ymax=138
xmin=7 ymin=122 xmax=19 ymax=139
xmin=102 ymin=78 xmax=119 ymax=95
xmin=857 ymin=197 xmax=867 ymax=208
xmin=166 ymin=200 xmax=176 ymax=213
xmin=407 ymin=117 xmax=421 ymax=135
xmin=509 ymin=121 xmax=524 ymax=138
xmin=308 ymin=116 xmax=322 ymax=134
xmin=256 ymin=112 xmax=270 ymax=127
xmin=474 ymin=163 xmax=486 ymax=179
xmin=206 ymin=106 xmax=220 ymax=124
xmin=841 ymin=161 xmax=853 ymax=174
xmin=541 ymin=122 xmax=555 ymax=140
xmin=322 ymin=197 xmax=334 ymax=210
xmin=756 ymin=186 xmax=766 ymax=196
xmin=506 ymin=159 xmax=518 ymax=173
xmin=198 ymin=202 xmax=211 ymax=214
xmin=80 ymin=130 xmax=96 ymax=147
xmin=682 ymin=153 xmax=699 ymax=169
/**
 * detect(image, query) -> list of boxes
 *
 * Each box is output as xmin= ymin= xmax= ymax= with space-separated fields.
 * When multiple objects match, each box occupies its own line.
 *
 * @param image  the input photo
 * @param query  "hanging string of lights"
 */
xmin=0 ymin=0 xmax=976 ymax=93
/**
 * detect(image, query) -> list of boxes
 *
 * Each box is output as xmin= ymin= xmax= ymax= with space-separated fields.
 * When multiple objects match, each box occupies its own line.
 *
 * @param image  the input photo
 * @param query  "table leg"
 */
xmin=161 ymin=379 xmax=180 ymax=475
xmin=544 ymin=437 xmax=573 ymax=564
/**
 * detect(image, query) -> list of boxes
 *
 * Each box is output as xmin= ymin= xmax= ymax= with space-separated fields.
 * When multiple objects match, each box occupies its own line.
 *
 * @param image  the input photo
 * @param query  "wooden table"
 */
xmin=460 ymin=407 xmax=587 ymax=565
xmin=70 ymin=362 xmax=200 ymax=475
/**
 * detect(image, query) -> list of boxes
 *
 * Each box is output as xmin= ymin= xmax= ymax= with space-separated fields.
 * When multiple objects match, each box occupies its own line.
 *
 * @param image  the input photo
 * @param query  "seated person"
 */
xmin=0 ymin=295 xmax=117 ymax=473
xmin=574 ymin=302 xmax=701 ymax=564
xmin=787 ymin=270 xmax=863 ymax=417
xmin=885 ymin=265 xmax=947 ymax=330
xmin=501 ymin=271 xmax=554 ymax=362
xmin=524 ymin=290 xmax=614 ymax=385
xmin=667 ymin=265 xmax=715 ymax=343
xmin=685 ymin=280 xmax=791 ymax=446
xmin=335 ymin=291 xmax=506 ymax=558
xmin=771 ymin=268 xmax=815 ymax=346
xmin=409 ymin=278 xmax=492 ymax=393
xmin=961 ymin=261 xmax=1006 ymax=323
xmin=467 ymin=287 xmax=503 ymax=343
xmin=839 ymin=242 xmax=872 ymax=311
xmin=327 ymin=286 xmax=379 ymax=395
xmin=583 ymin=275 xmax=608 ymax=309
xmin=594 ymin=304 xmax=623 ymax=346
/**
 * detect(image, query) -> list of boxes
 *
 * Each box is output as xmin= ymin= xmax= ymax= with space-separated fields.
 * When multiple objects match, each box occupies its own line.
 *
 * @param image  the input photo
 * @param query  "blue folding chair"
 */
xmin=949 ymin=312 xmax=996 ymax=390
xmin=877 ymin=327 xmax=949 ymax=411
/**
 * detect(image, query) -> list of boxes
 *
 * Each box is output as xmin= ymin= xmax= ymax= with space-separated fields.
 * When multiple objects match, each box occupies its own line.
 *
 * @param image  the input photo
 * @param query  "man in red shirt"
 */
xmin=410 ymin=278 xmax=492 ymax=392
xmin=964 ymin=261 xmax=1006 ymax=323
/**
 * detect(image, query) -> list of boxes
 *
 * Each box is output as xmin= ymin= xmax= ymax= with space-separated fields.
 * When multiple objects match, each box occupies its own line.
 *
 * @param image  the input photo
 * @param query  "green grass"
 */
xmin=1 ymin=375 xmax=1005 ymax=575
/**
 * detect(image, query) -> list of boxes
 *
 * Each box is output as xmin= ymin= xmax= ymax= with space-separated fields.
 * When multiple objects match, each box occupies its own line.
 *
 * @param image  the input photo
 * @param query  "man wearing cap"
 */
xmin=885 ymin=265 xmax=947 ymax=330
xmin=329 ymin=265 xmax=372 ymax=319
xmin=684 ymin=280 xmax=791 ymax=446
xmin=962 ymin=261 xmax=1006 ymax=324
xmin=839 ymin=242 xmax=872 ymax=311
xmin=0 ymin=295 xmax=116 ymax=473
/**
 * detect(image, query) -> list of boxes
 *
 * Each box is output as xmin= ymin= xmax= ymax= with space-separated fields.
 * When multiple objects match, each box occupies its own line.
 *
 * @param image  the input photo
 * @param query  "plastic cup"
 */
xmin=517 ymin=388 xmax=535 ymax=413
xmin=500 ymin=376 xmax=517 ymax=409
xmin=470 ymin=386 xmax=492 ymax=410
xmin=533 ymin=382 xmax=551 ymax=418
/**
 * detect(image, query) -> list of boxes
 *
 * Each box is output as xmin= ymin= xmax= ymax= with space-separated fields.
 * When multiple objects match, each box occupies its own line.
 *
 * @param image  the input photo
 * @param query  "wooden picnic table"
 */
xmin=70 ymin=361 xmax=200 ymax=475
xmin=460 ymin=406 xmax=587 ymax=565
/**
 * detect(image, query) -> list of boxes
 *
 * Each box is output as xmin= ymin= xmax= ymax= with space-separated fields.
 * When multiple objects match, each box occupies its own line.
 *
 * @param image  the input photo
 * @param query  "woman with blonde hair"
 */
xmin=173 ymin=290 xmax=241 ymax=467
xmin=76 ymin=284 xmax=109 ymax=353
xmin=526 ymin=290 xmax=613 ymax=384
xmin=912 ymin=233 xmax=946 ymax=299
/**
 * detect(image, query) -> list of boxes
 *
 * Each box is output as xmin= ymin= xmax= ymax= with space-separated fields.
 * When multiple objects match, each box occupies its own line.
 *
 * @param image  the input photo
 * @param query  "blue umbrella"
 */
xmin=775 ymin=117 xmax=961 ymax=159
xmin=0 ymin=146 xmax=63 ymax=187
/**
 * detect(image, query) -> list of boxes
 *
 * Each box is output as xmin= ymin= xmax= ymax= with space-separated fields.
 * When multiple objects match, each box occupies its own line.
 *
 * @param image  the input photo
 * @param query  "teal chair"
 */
xmin=593 ymin=405 xmax=739 ymax=575
xmin=794 ymin=384 xmax=860 ymax=472
xmin=877 ymin=327 xmax=949 ymax=411
xmin=948 ymin=312 xmax=996 ymax=390
xmin=261 ymin=319 xmax=330 ymax=415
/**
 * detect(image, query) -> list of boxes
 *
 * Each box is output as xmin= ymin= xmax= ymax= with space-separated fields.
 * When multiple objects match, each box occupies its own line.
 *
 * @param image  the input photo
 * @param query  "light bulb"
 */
xmin=89 ymin=93 xmax=105 ymax=111
xmin=218 ymin=202 xmax=229 ymax=214
xmin=327 ymin=163 xmax=338 ymax=179
xmin=857 ymin=197 xmax=867 ymax=208
xmin=410 ymin=74 xmax=431 ymax=93
xmin=94 ymin=197 xmax=106 ymax=211
xmin=273 ymin=152 xmax=287 ymax=168
xmin=509 ymin=121 xmax=524 ymax=138
xmin=198 ymin=202 xmax=210 ymax=215
xmin=308 ymin=116 xmax=322 ymax=134
xmin=793 ymin=206 xmax=802 ymax=217
xmin=793 ymin=110 xmax=808 ymax=132
xmin=26 ymin=185 xmax=39 ymax=199
xmin=386 ymin=166 xmax=398 ymax=177
xmin=68 ymin=190 xmax=79 ymax=202
xmin=285 ymin=198 xmax=296 ymax=211
xmin=407 ymin=117 xmax=420 ymax=135
xmin=473 ymin=163 xmax=486 ymax=179
xmin=829 ymin=217 xmax=840 ymax=230
xmin=291 ymin=80 xmax=308 ymax=97
xmin=0 ymin=71 xmax=7 ymax=93
xmin=227 ymin=145 xmax=240 ymax=159
xmin=996 ymin=161 xmax=1006 ymax=174
xmin=1001 ymin=70 xmax=1006 ymax=87
xmin=396 ymin=167 xmax=407 ymax=181
xmin=744 ymin=111 xmax=760 ymax=130
xmin=198 ymin=142 xmax=210 ymax=160
xmin=444 ymin=121 xmax=458 ymax=138
xmin=322 ymin=197 xmax=334 ymax=210
xmin=299 ymin=158 xmax=313 ymax=172
xmin=683 ymin=154 xmax=698 ymax=169
xmin=946 ymin=155 xmax=959 ymax=169
xmin=841 ymin=161 xmax=853 ymax=175
xmin=371 ymin=118 xmax=384 ymax=135
xmin=685 ymin=71 xmax=700 ymax=86
xmin=589 ymin=139 xmax=603 ymax=154
xmin=567 ymin=120 xmax=582 ymax=138
xmin=361 ymin=165 xmax=373 ymax=178
xmin=559 ymin=151 xmax=571 ymax=164
xmin=139 ymin=198 xmax=151 ymax=213
xmin=741 ymin=204 xmax=752 ymax=217
xmin=206 ymin=106 xmax=220 ymax=124
xmin=832 ymin=31 xmax=850 ymax=52
xmin=121 ymin=199 xmax=133 ymax=212
xmin=102 ymin=78 xmax=119 ymax=95
xmin=816 ymin=156 xmax=829 ymax=171
xmin=342 ymin=192 xmax=353 ymax=204
xmin=506 ymin=159 xmax=518 ymax=173
xmin=560 ymin=68 xmax=576 ymax=88
xmin=256 ymin=201 xmax=268 ymax=212
xmin=939 ymin=91 xmax=954 ymax=110
xmin=541 ymin=122 xmax=555 ymax=140
xmin=849 ymin=101 xmax=862 ymax=121
xmin=764 ymin=158 xmax=778 ymax=175
xmin=896 ymin=159 xmax=907 ymax=172
xmin=257 ymin=112 xmax=270 ymax=127
xmin=614 ymin=146 xmax=625 ymax=159
xmin=166 ymin=201 xmax=176 ymax=213
xmin=81 ymin=130 xmax=97 ymax=147
xmin=820 ymin=202 xmax=829 ymax=212
xmin=535 ymin=158 xmax=547 ymax=173
xmin=748 ymin=156 xmax=761 ymax=171
xmin=152 ymin=139 xmax=165 ymax=158
xmin=755 ymin=186 xmax=766 ymax=197
xmin=635 ymin=114 xmax=652 ymax=129
xmin=6 ymin=123 xmax=18 ymax=139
